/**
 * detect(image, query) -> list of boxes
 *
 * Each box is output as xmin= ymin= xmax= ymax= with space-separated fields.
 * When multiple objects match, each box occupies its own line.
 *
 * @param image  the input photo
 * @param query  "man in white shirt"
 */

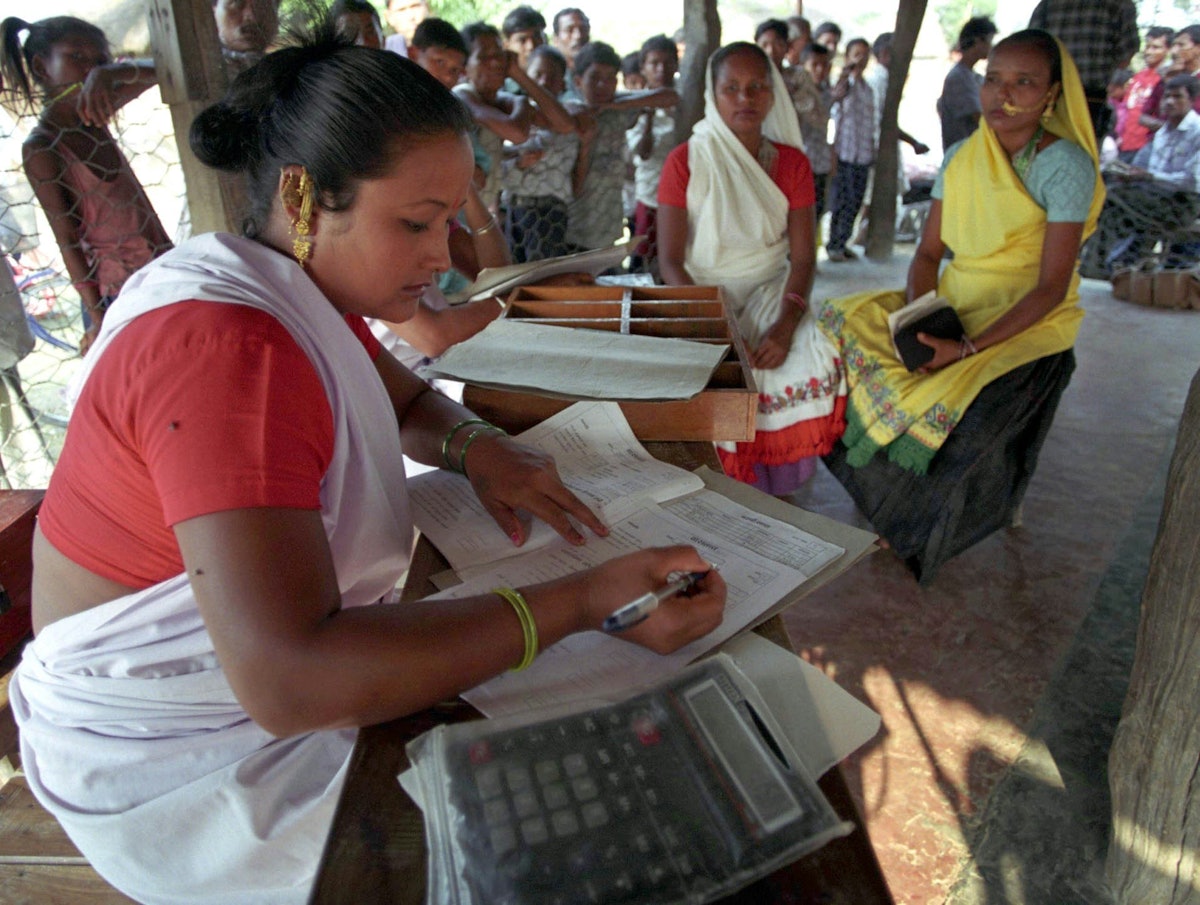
xmin=1097 ymin=74 xmax=1200 ymax=271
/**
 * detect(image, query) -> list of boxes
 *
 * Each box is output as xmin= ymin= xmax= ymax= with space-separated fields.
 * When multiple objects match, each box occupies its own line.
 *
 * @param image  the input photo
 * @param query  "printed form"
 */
xmin=408 ymin=402 xmax=845 ymax=719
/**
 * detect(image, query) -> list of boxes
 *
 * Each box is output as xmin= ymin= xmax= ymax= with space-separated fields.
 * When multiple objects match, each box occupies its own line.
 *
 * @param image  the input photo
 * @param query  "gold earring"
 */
xmin=281 ymin=169 xmax=315 ymax=266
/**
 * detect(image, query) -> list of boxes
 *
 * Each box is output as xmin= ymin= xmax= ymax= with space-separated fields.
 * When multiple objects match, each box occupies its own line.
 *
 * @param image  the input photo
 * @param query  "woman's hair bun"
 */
xmin=189 ymin=101 xmax=258 ymax=172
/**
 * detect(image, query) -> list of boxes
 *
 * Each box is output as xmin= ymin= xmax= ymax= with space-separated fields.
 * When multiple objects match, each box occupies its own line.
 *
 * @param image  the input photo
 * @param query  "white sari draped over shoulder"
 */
xmin=9 ymin=234 xmax=413 ymax=905
xmin=683 ymin=61 xmax=845 ymax=444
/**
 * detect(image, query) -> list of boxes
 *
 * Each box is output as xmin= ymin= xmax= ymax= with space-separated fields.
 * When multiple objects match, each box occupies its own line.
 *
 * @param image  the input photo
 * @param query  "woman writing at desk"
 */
xmin=817 ymin=29 xmax=1104 ymax=581
xmin=9 ymin=23 xmax=725 ymax=905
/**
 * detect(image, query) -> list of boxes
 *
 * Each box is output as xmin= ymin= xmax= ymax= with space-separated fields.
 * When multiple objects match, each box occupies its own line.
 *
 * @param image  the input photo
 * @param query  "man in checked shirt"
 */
xmin=1029 ymin=0 xmax=1140 ymax=144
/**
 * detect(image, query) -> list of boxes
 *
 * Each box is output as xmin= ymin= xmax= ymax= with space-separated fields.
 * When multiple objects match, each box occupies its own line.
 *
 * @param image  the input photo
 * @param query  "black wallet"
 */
xmin=893 ymin=306 xmax=965 ymax=371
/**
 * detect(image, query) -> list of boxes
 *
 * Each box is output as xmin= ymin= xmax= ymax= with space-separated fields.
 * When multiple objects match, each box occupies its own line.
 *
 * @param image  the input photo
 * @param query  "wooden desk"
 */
xmin=309 ymin=445 xmax=892 ymax=905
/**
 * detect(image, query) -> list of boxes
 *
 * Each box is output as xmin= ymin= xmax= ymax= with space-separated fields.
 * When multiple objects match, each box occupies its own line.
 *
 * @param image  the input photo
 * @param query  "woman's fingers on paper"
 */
xmin=524 ymin=482 xmax=607 ymax=545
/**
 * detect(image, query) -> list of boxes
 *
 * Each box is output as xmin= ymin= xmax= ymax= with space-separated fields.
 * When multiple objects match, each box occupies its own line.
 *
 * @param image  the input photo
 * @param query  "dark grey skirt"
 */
xmin=823 ymin=350 xmax=1076 ymax=584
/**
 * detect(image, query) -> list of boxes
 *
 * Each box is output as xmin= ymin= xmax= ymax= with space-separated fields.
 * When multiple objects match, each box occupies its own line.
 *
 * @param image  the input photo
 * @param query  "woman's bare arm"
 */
xmin=905 ymin=198 xmax=945 ymax=302
xmin=77 ymin=59 xmax=158 ymax=126
xmin=382 ymin=294 xmax=502 ymax=359
xmin=176 ymin=507 xmax=725 ymax=736
xmin=656 ymin=203 xmax=693 ymax=285
xmin=750 ymin=205 xmax=816 ymax=370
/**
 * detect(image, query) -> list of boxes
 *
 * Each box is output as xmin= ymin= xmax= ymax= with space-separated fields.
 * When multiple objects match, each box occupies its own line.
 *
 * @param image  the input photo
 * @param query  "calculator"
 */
xmin=427 ymin=659 xmax=846 ymax=905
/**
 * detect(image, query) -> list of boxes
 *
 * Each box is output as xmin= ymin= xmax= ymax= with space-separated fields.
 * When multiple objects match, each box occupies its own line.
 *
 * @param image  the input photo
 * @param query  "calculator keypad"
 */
xmin=454 ymin=706 xmax=696 ymax=904
xmin=444 ymin=665 xmax=837 ymax=905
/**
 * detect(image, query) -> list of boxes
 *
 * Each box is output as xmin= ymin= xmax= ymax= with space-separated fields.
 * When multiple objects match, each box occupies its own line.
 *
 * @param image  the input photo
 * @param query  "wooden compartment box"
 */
xmin=461 ymin=285 xmax=759 ymax=441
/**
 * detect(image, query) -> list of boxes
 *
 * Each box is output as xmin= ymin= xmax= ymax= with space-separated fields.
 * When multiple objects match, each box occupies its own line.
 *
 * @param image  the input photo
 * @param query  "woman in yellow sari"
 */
xmin=818 ymin=30 xmax=1104 ymax=582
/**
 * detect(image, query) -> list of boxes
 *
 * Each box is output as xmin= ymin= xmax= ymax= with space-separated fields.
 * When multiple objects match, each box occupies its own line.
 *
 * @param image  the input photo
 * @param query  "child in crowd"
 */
xmin=619 ymin=51 xmax=644 ymax=250
xmin=626 ymin=34 xmax=678 ymax=274
xmin=455 ymin=21 xmax=578 ymax=213
xmin=566 ymin=41 xmax=678 ymax=254
xmin=620 ymin=51 xmax=645 ymax=90
xmin=755 ymin=18 xmax=790 ymax=71
xmin=1106 ymin=68 xmax=1134 ymax=160
xmin=501 ymin=5 xmax=545 ymax=94
xmin=331 ymin=0 xmax=382 ymax=48
xmin=408 ymin=17 xmax=467 ymax=89
xmin=502 ymin=5 xmax=545 ymax=68
xmin=814 ymin=20 xmax=841 ymax=56
xmin=1 ymin=15 xmax=171 ymax=353
xmin=800 ymin=42 xmax=834 ymax=222
xmin=786 ymin=16 xmax=811 ymax=68
xmin=501 ymin=45 xmax=581 ymax=261
xmin=827 ymin=36 xmax=874 ymax=261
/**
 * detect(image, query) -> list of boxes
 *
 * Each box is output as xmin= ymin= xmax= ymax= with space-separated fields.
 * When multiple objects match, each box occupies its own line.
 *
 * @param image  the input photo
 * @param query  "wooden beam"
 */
xmin=146 ymin=0 xmax=246 ymax=234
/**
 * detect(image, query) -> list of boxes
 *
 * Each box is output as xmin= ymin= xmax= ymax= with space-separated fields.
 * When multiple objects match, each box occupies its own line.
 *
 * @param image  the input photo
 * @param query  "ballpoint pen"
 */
xmin=602 ymin=571 xmax=709 ymax=633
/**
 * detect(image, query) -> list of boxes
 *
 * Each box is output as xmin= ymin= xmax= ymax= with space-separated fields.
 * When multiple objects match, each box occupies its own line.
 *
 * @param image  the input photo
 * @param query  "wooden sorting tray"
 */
xmin=461 ymin=285 xmax=758 ymax=441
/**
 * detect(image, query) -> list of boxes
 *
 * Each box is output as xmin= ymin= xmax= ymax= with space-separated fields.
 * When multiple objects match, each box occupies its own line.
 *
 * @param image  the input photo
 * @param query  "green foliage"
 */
xmin=934 ymin=0 xmax=997 ymax=50
xmin=429 ymin=0 xmax=511 ymax=26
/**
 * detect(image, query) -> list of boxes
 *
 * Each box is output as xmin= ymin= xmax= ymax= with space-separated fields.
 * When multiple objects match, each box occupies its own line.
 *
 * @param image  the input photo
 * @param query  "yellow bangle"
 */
xmin=493 ymin=587 xmax=538 ymax=671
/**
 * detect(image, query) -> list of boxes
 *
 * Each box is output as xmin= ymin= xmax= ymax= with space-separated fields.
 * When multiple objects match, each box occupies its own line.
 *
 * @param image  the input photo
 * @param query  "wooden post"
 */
xmin=1106 ymin=368 xmax=1200 ymax=903
xmin=671 ymin=0 xmax=720 ymax=147
xmin=865 ymin=0 xmax=927 ymax=261
xmin=146 ymin=0 xmax=245 ymax=234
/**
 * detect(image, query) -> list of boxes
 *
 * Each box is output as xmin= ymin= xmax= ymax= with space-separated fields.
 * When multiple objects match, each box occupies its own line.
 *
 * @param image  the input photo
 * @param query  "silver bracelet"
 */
xmin=473 ymin=218 xmax=499 ymax=236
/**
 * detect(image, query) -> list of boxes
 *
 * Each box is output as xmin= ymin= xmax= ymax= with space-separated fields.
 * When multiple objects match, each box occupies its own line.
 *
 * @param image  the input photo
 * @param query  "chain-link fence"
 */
xmin=0 ymin=88 xmax=186 ymax=490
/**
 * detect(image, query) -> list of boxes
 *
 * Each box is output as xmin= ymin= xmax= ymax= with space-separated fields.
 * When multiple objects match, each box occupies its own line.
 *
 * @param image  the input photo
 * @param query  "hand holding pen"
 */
xmin=578 ymin=547 xmax=724 ymax=654
xmin=603 ymin=571 xmax=711 ymax=633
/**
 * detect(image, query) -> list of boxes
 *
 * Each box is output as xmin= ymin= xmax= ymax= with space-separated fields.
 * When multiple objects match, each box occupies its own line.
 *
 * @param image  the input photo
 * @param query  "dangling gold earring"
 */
xmin=281 ymin=168 xmax=315 ymax=266
xmin=1042 ymin=89 xmax=1058 ymax=125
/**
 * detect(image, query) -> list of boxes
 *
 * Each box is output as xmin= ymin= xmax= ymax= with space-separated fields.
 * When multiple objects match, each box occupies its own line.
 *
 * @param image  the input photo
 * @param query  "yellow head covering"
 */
xmin=978 ymin=30 xmax=1105 ymax=240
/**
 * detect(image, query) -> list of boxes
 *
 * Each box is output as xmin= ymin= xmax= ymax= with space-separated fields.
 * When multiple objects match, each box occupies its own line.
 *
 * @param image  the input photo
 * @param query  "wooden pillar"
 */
xmin=865 ymin=0 xmax=927 ymax=261
xmin=671 ymin=0 xmax=720 ymax=147
xmin=1106 ymin=368 xmax=1200 ymax=904
xmin=146 ymin=0 xmax=245 ymax=234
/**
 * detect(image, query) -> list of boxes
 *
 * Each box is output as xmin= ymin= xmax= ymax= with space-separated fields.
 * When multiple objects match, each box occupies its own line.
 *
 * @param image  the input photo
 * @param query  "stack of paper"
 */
xmin=407 ymin=402 xmax=877 ymax=719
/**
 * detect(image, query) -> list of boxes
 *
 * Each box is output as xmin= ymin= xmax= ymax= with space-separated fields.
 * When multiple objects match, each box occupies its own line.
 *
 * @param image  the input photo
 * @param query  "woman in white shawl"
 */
xmin=9 ymin=25 xmax=725 ymax=905
xmin=658 ymin=42 xmax=846 ymax=497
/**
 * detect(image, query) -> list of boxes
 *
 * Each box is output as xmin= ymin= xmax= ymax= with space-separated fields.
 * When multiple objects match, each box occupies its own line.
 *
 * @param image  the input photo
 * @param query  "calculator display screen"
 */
xmin=683 ymin=679 xmax=803 ymax=834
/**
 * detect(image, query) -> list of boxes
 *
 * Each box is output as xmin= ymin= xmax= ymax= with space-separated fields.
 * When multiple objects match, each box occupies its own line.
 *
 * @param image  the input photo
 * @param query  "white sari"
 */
xmin=10 ymin=234 xmax=413 ymax=904
xmin=683 ymin=58 xmax=846 ymax=451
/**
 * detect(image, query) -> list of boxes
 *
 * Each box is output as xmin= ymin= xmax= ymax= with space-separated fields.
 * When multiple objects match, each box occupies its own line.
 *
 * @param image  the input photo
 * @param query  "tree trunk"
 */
xmin=865 ymin=0 xmax=928 ymax=261
xmin=671 ymin=0 xmax=720 ymax=148
xmin=1106 ymin=368 xmax=1200 ymax=904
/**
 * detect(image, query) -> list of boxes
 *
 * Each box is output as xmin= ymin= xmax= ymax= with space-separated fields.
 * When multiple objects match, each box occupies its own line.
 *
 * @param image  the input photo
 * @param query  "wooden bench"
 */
xmin=0 ymin=490 xmax=134 ymax=904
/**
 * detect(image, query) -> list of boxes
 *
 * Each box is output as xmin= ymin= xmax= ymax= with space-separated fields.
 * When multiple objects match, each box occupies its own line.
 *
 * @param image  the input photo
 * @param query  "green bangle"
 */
xmin=493 ymin=587 xmax=538 ymax=671
xmin=459 ymin=425 xmax=506 ymax=476
xmin=441 ymin=418 xmax=491 ymax=472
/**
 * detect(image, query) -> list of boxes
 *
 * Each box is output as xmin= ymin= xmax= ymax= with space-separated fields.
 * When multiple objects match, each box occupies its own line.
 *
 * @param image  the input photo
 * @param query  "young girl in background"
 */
xmin=1 ymin=15 xmax=171 ymax=353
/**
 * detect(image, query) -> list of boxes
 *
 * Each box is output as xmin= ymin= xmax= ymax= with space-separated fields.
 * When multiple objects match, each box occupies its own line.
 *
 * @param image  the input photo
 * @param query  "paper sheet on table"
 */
xmin=398 ymin=632 xmax=882 ymax=810
xmin=427 ymin=488 xmax=843 ymax=719
xmin=416 ymin=320 xmax=728 ymax=401
xmin=408 ymin=401 xmax=704 ymax=573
